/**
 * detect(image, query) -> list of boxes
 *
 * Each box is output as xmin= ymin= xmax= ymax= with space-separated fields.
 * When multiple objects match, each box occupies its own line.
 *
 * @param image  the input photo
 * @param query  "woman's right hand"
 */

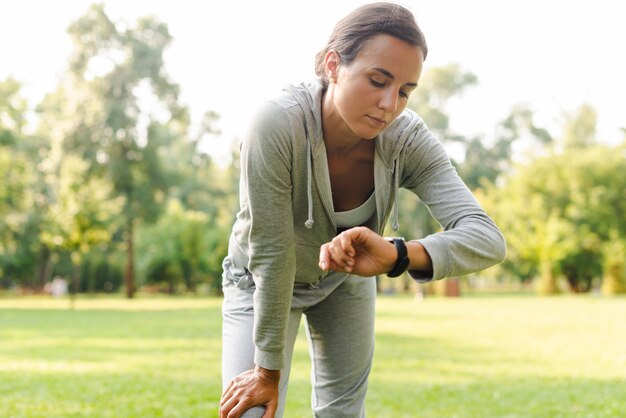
xmin=319 ymin=226 xmax=396 ymax=277
xmin=220 ymin=366 xmax=280 ymax=418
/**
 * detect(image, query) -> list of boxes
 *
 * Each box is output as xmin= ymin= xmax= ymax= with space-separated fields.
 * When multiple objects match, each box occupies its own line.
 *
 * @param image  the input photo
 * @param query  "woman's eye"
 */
xmin=399 ymin=90 xmax=409 ymax=99
xmin=370 ymin=79 xmax=385 ymax=88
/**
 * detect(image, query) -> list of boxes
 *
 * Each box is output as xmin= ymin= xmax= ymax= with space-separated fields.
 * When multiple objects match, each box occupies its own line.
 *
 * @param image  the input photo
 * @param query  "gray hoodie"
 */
xmin=222 ymin=79 xmax=506 ymax=370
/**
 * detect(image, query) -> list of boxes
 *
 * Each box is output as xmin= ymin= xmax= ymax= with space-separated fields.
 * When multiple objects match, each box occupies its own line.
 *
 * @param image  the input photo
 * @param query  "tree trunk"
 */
xmin=34 ymin=246 xmax=51 ymax=290
xmin=602 ymin=259 xmax=626 ymax=295
xmin=125 ymin=218 xmax=135 ymax=298
xmin=69 ymin=253 xmax=80 ymax=310
xmin=537 ymin=259 xmax=558 ymax=295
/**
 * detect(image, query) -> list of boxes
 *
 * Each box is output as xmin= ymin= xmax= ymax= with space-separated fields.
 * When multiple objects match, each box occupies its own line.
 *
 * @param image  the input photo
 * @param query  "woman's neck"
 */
xmin=321 ymin=89 xmax=363 ymax=157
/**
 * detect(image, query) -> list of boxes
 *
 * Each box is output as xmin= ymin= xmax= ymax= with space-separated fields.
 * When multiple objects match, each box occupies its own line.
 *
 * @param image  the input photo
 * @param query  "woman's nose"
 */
xmin=378 ymin=89 xmax=398 ymax=113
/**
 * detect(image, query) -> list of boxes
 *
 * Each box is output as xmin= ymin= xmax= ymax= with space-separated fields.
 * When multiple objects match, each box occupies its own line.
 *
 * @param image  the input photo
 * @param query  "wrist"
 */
xmin=254 ymin=365 xmax=280 ymax=383
xmin=384 ymin=237 xmax=410 ymax=277
xmin=406 ymin=240 xmax=433 ymax=272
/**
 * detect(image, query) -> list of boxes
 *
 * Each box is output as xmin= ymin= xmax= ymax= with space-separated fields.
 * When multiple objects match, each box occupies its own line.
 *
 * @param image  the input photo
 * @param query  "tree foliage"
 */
xmin=481 ymin=119 xmax=626 ymax=293
xmin=405 ymin=64 xmax=625 ymax=295
xmin=49 ymin=4 xmax=188 ymax=297
xmin=1 ymin=5 xmax=237 ymax=295
xmin=0 ymin=78 xmax=49 ymax=287
xmin=408 ymin=63 xmax=477 ymax=142
xmin=1 ymin=10 xmax=624 ymax=297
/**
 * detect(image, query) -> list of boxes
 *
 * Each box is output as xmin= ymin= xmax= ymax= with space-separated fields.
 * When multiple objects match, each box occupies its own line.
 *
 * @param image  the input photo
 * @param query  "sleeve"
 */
xmin=401 ymin=125 xmax=506 ymax=282
xmin=239 ymin=101 xmax=296 ymax=370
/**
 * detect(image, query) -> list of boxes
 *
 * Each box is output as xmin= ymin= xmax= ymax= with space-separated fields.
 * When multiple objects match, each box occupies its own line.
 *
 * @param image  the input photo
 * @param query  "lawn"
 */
xmin=1 ymin=294 xmax=625 ymax=417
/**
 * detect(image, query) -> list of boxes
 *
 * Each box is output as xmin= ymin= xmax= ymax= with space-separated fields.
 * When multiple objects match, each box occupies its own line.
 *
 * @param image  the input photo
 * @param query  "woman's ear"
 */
xmin=324 ymin=50 xmax=340 ymax=84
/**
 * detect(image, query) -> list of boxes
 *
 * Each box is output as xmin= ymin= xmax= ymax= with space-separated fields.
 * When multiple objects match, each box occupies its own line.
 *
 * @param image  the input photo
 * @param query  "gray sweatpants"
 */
xmin=222 ymin=273 xmax=376 ymax=418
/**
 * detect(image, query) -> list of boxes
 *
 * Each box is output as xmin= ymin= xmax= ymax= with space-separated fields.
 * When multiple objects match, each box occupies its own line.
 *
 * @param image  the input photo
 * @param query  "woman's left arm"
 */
xmin=400 ymin=126 xmax=506 ymax=281
xmin=320 ymin=124 xmax=505 ymax=280
xmin=319 ymin=226 xmax=432 ymax=277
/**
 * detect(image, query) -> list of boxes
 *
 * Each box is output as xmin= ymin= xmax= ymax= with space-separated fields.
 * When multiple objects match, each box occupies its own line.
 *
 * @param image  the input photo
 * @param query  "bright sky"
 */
xmin=2 ymin=0 xmax=625 ymax=162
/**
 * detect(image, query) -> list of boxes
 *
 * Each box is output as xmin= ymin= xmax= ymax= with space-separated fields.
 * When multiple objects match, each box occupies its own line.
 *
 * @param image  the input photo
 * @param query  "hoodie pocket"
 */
xmin=294 ymin=242 xmax=325 ymax=283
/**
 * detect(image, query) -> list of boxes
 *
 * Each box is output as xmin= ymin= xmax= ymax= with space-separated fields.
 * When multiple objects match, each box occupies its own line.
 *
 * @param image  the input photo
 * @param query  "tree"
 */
xmin=40 ymin=155 xmax=120 ymax=298
xmin=459 ymin=105 xmax=552 ymax=189
xmin=50 ymin=4 xmax=185 ymax=297
xmin=0 ymin=77 xmax=27 ymax=145
xmin=601 ymin=232 xmax=626 ymax=295
xmin=0 ymin=77 xmax=50 ymax=289
xmin=148 ymin=106 xmax=236 ymax=294
xmin=562 ymin=103 xmax=597 ymax=149
xmin=481 ymin=138 xmax=626 ymax=294
xmin=136 ymin=199 xmax=228 ymax=294
xmin=408 ymin=63 xmax=478 ymax=143
xmin=409 ymin=64 xmax=554 ymax=191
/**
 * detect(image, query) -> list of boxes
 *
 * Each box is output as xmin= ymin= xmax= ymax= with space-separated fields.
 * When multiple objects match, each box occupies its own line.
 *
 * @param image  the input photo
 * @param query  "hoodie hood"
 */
xmin=284 ymin=79 xmax=425 ymax=232
xmin=283 ymin=80 xmax=324 ymax=229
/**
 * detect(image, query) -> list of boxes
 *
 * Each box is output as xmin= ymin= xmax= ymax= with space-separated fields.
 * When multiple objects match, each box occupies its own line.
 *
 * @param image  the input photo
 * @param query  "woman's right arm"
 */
xmin=220 ymin=102 xmax=296 ymax=418
xmin=239 ymin=101 xmax=297 ymax=371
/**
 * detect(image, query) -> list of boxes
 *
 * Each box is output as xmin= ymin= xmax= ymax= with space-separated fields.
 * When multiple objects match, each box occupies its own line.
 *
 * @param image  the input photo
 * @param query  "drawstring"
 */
xmin=285 ymin=82 xmax=406 ymax=231
xmin=304 ymin=127 xmax=399 ymax=232
xmin=392 ymin=159 xmax=400 ymax=231
xmin=303 ymin=138 xmax=401 ymax=231
xmin=304 ymin=131 xmax=314 ymax=229
xmin=304 ymin=132 xmax=401 ymax=232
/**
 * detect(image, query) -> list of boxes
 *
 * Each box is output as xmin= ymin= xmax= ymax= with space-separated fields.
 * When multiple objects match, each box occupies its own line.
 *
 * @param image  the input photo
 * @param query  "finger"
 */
xmin=338 ymin=232 xmax=356 ymax=257
xmin=219 ymin=396 xmax=239 ymax=418
xmin=326 ymin=258 xmax=345 ymax=273
xmin=344 ymin=226 xmax=370 ymax=247
xmin=221 ymin=379 xmax=234 ymax=398
xmin=219 ymin=389 xmax=234 ymax=409
xmin=221 ymin=404 xmax=241 ymax=418
xmin=329 ymin=239 xmax=354 ymax=272
xmin=327 ymin=243 xmax=344 ymax=268
xmin=321 ymin=241 xmax=355 ymax=273
xmin=219 ymin=400 xmax=229 ymax=418
xmin=262 ymin=400 xmax=278 ymax=418
xmin=220 ymin=392 xmax=229 ymax=407
xmin=220 ymin=383 xmax=236 ymax=407
xmin=219 ymin=404 xmax=229 ymax=418
xmin=319 ymin=243 xmax=330 ymax=271
xmin=329 ymin=239 xmax=349 ymax=262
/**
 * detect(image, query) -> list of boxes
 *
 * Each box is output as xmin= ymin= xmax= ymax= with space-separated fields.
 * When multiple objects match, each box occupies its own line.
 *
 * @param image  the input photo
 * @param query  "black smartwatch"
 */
xmin=384 ymin=237 xmax=410 ymax=277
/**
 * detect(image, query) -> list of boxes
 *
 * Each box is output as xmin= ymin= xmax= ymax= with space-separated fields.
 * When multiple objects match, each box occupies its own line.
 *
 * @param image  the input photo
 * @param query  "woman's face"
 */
xmin=327 ymin=34 xmax=424 ymax=140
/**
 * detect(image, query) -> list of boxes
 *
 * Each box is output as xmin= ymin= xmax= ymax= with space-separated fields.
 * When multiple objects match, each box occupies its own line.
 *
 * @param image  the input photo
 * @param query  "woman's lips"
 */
xmin=367 ymin=115 xmax=387 ymax=127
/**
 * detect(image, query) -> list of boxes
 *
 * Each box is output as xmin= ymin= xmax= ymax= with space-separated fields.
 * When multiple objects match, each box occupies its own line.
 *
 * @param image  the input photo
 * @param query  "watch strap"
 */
xmin=385 ymin=237 xmax=410 ymax=277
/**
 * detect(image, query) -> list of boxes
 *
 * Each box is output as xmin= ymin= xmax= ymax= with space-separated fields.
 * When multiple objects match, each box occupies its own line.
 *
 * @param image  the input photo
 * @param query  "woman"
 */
xmin=220 ymin=3 xmax=506 ymax=417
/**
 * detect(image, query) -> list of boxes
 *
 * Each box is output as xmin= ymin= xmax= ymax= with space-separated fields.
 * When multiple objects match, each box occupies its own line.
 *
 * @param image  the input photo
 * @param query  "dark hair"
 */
xmin=314 ymin=2 xmax=428 ymax=86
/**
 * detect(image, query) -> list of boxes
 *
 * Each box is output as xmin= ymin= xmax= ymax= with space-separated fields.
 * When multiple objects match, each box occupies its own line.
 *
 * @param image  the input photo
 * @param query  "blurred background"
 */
xmin=1 ymin=0 xmax=625 ymax=298
xmin=2 ymin=2 xmax=626 ymax=417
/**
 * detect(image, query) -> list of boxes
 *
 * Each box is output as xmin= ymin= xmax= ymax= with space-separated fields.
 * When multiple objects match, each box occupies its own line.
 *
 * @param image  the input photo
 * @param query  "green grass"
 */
xmin=1 ymin=294 xmax=625 ymax=417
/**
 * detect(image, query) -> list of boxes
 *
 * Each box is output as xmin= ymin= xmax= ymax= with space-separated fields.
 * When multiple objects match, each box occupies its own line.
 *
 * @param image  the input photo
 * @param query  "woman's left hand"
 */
xmin=219 ymin=366 xmax=279 ymax=418
xmin=319 ymin=226 xmax=396 ymax=277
